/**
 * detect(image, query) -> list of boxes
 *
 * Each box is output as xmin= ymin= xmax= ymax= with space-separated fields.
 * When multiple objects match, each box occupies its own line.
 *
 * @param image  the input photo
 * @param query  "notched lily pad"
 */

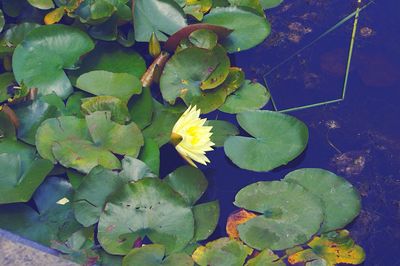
xmin=224 ymin=110 xmax=309 ymax=172
xmin=192 ymin=237 xmax=253 ymax=266
xmin=98 ymin=178 xmax=195 ymax=255
xmin=234 ymin=181 xmax=324 ymax=250
xmin=12 ymin=24 xmax=94 ymax=98
xmin=284 ymin=168 xmax=361 ymax=233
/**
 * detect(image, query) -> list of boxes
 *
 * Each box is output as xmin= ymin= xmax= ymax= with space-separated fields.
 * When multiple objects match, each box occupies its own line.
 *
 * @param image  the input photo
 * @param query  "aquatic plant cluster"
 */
xmin=0 ymin=0 xmax=365 ymax=265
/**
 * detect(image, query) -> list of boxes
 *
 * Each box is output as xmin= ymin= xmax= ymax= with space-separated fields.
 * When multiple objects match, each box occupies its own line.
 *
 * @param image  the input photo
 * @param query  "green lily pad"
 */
xmin=98 ymin=178 xmax=194 ymax=255
xmin=2 ymin=22 xmax=40 ymax=50
xmin=73 ymin=157 xmax=155 ymax=227
xmin=205 ymin=120 xmax=239 ymax=147
xmin=76 ymin=70 xmax=142 ymax=103
xmin=160 ymin=45 xmax=230 ymax=107
xmin=260 ymin=0 xmax=283 ymax=9
xmin=234 ymin=181 xmax=324 ymax=250
xmin=219 ymin=80 xmax=270 ymax=114
xmin=175 ymin=0 xmax=212 ymax=21
xmin=192 ymin=237 xmax=253 ymax=266
xmin=203 ymin=7 xmax=271 ymax=53
xmin=0 ymin=154 xmax=53 ymax=204
xmin=12 ymin=25 xmax=94 ymax=98
xmin=14 ymin=98 xmax=60 ymax=145
xmin=228 ymin=0 xmax=264 ymax=16
xmin=284 ymin=168 xmax=362 ymax=233
xmin=164 ymin=166 xmax=208 ymax=206
xmin=139 ymin=138 xmax=160 ymax=176
xmin=122 ymin=244 xmax=194 ymax=266
xmin=70 ymin=42 xmax=146 ymax=79
xmin=192 ymin=201 xmax=220 ymax=241
xmin=142 ymin=101 xmax=185 ymax=147
xmin=188 ymin=29 xmax=218 ymax=50
xmin=134 ymin=0 xmax=187 ymax=42
xmin=27 ymin=0 xmax=54 ymax=9
xmin=224 ymin=110 xmax=309 ymax=172
xmin=245 ymin=249 xmax=285 ymax=266
xmin=35 ymin=116 xmax=122 ymax=173
xmin=81 ymin=96 xmax=131 ymax=124
xmin=0 ymin=176 xmax=82 ymax=246
xmin=129 ymin=88 xmax=154 ymax=129
xmin=85 ymin=111 xmax=144 ymax=157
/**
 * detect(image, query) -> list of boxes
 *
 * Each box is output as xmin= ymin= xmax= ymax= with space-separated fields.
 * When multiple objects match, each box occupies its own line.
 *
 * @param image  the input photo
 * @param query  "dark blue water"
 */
xmin=161 ymin=1 xmax=400 ymax=265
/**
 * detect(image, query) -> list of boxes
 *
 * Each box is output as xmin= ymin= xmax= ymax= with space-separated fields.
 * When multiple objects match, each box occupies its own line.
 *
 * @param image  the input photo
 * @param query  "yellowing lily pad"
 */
xmin=192 ymin=237 xmax=253 ymax=266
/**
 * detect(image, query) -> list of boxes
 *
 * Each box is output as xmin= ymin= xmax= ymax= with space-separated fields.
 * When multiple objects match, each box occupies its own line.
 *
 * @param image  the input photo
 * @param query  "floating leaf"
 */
xmin=188 ymin=29 xmax=218 ymax=50
xmin=35 ymin=116 xmax=121 ymax=173
xmin=226 ymin=209 xmax=257 ymax=239
xmin=143 ymin=101 xmax=185 ymax=147
xmin=192 ymin=237 xmax=253 ymax=266
xmin=224 ymin=110 xmax=309 ymax=172
xmin=260 ymin=0 xmax=283 ymax=9
xmin=192 ymin=201 xmax=220 ymax=241
xmin=81 ymin=96 xmax=131 ymax=124
xmin=85 ymin=111 xmax=144 ymax=157
xmin=98 ymin=178 xmax=194 ymax=255
xmin=160 ymin=45 xmax=230 ymax=110
xmin=129 ymin=88 xmax=154 ymax=129
xmin=175 ymin=0 xmax=212 ymax=21
xmin=44 ymin=7 xmax=65 ymax=24
xmin=0 ymin=72 xmax=15 ymax=102
xmin=71 ymin=42 xmax=146 ymax=79
xmin=122 ymin=244 xmax=193 ymax=266
xmin=165 ymin=23 xmax=232 ymax=52
xmin=0 ymin=177 xmax=82 ymax=246
xmin=133 ymin=0 xmax=187 ymax=42
xmin=205 ymin=120 xmax=239 ymax=147
xmin=288 ymin=230 xmax=366 ymax=266
xmin=12 ymin=25 xmax=94 ymax=98
xmin=234 ymin=181 xmax=324 ymax=250
xmin=76 ymin=70 xmax=142 ymax=103
xmin=0 ymin=22 xmax=40 ymax=53
xmin=219 ymin=80 xmax=270 ymax=114
xmin=203 ymin=7 xmax=271 ymax=53
xmin=73 ymin=158 xmax=155 ymax=227
xmin=228 ymin=0 xmax=264 ymax=16
xmin=139 ymin=138 xmax=160 ymax=176
xmin=245 ymin=249 xmax=285 ymax=266
xmin=284 ymin=168 xmax=361 ymax=233
xmin=27 ymin=0 xmax=54 ymax=10
xmin=164 ymin=166 xmax=208 ymax=206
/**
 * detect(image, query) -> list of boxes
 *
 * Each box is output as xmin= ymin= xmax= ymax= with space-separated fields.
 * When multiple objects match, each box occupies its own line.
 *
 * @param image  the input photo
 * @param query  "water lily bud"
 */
xmin=149 ymin=32 xmax=161 ymax=58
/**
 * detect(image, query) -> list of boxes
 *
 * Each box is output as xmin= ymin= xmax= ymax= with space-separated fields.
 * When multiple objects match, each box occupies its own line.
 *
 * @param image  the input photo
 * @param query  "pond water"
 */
xmin=160 ymin=0 xmax=399 ymax=265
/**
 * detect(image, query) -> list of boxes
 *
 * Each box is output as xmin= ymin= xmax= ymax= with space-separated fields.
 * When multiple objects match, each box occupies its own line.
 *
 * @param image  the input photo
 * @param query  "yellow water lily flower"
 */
xmin=171 ymin=105 xmax=214 ymax=167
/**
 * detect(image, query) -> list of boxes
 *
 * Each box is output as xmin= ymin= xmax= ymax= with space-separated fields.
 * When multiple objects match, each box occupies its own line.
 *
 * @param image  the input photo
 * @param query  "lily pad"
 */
xmin=192 ymin=201 xmax=220 ymax=241
xmin=192 ymin=237 xmax=253 ymax=266
xmin=73 ymin=158 xmax=155 ymax=227
xmin=71 ymin=42 xmax=146 ymax=79
xmin=260 ymin=0 xmax=283 ymax=9
xmin=35 ymin=116 xmax=122 ymax=173
xmin=205 ymin=120 xmax=239 ymax=147
xmin=85 ymin=111 xmax=144 ymax=158
xmin=0 ymin=176 xmax=82 ymax=246
xmin=284 ymin=168 xmax=362 ymax=233
xmin=245 ymin=249 xmax=285 ymax=266
xmin=76 ymin=70 xmax=142 ymax=103
xmin=1 ymin=22 xmax=40 ymax=51
xmin=188 ymin=29 xmax=218 ymax=50
xmin=0 ymin=72 xmax=15 ymax=102
xmin=134 ymin=0 xmax=187 ymax=42
xmin=203 ymin=7 xmax=271 ymax=53
xmin=122 ymin=244 xmax=193 ymax=266
xmin=224 ymin=110 xmax=309 ymax=172
xmin=139 ymin=138 xmax=160 ymax=175
xmin=129 ymin=88 xmax=154 ymax=129
xmin=160 ymin=45 xmax=230 ymax=109
xmin=164 ymin=166 xmax=208 ymax=206
xmin=81 ymin=96 xmax=131 ymax=124
xmin=175 ymin=0 xmax=212 ymax=21
xmin=27 ymin=0 xmax=54 ymax=9
xmin=98 ymin=178 xmax=194 ymax=255
xmin=0 ymin=154 xmax=53 ymax=204
xmin=12 ymin=25 xmax=94 ymax=98
xmin=219 ymin=80 xmax=270 ymax=114
xmin=234 ymin=181 xmax=324 ymax=250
